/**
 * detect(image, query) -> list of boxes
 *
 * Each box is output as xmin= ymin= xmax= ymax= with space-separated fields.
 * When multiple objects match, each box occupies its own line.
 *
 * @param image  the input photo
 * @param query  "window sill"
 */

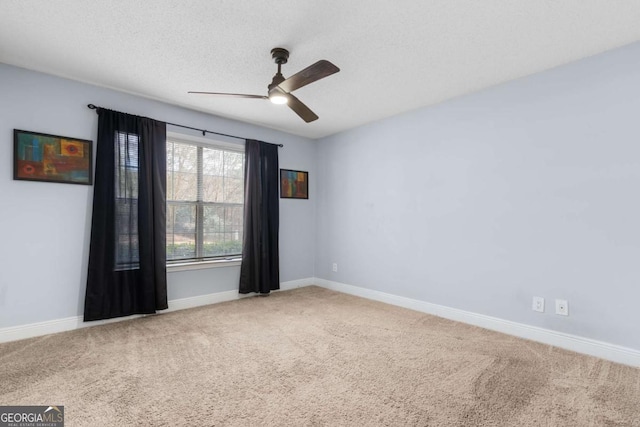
xmin=167 ymin=258 xmax=242 ymax=272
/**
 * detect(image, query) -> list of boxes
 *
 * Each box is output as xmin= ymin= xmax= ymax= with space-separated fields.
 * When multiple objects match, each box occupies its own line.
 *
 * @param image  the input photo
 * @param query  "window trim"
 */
xmin=166 ymin=131 xmax=245 ymax=269
xmin=167 ymin=257 xmax=242 ymax=272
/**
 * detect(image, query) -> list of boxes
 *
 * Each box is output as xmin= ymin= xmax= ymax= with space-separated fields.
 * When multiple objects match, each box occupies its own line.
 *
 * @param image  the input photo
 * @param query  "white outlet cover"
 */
xmin=555 ymin=299 xmax=569 ymax=316
xmin=532 ymin=296 xmax=545 ymax=313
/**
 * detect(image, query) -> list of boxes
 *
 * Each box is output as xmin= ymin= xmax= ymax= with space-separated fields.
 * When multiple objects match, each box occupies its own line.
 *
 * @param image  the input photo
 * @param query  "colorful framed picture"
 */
xmin=13 ymin=129 xmax=93 ymax=185
xmin=280 ymin=169 xmax=308 ymax=199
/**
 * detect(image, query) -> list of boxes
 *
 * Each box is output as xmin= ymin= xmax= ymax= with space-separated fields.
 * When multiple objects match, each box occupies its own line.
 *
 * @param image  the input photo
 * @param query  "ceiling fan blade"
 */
xmin=188 ymin=91 xmax=268 ymax=100
xmin=285 ymin=93 xmax=319 ymax=123
xmin=277 ymin=60 xmax=340 ymax=93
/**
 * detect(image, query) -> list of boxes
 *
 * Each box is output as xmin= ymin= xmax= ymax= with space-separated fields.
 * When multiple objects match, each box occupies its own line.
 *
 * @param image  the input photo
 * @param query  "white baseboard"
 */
xmin=314 ymin=278 xmax=640 ymax=367
xmin=280 ymin=277 xmax=315 ymax=291
xmin=0 ymin=278 xmax=314 ymax=344
xmin=5 ymin=276 xmax=637 ymax=367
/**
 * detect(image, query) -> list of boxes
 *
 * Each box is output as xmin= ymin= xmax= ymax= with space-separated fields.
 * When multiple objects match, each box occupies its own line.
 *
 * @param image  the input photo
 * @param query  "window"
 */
xmin=166 ymin=135 xmax=244 ymax=262
xmin=114 ymin=131 xmax=140 ymax=270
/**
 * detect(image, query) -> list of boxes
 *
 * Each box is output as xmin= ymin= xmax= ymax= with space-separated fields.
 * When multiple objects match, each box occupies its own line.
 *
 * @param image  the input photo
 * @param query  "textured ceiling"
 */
xmin=1 ymin=1 xmax=640 ymax=139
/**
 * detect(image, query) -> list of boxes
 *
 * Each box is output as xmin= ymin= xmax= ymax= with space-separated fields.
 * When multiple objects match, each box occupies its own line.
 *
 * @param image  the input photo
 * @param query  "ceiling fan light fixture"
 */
xmin=269 ymin=93 xmax=288 ymax=105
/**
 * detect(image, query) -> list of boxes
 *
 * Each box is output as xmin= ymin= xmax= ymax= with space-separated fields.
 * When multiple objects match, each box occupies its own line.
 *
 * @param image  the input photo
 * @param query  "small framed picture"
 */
xmin=14 ymin=129 xmax=93 ymax=185
xmin=280 ymin=169 xmax=308 ymax=199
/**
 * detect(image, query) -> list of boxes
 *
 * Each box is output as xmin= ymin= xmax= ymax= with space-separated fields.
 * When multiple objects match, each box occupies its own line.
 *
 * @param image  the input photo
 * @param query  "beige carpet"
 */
xmin=1 ymin=286 xmax=639 ymax=426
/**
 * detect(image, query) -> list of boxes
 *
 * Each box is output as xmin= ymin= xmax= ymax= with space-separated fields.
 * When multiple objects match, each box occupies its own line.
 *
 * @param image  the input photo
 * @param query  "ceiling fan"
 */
xmin=188 ymin=48 xmax=340 ymax=123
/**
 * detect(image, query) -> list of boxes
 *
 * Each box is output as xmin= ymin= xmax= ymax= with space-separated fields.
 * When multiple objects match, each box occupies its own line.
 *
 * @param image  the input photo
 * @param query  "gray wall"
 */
xmin=315 ymin=42 xmax=640 ymax=351
xmin=0 ymin=63 xmax=316 ymax=328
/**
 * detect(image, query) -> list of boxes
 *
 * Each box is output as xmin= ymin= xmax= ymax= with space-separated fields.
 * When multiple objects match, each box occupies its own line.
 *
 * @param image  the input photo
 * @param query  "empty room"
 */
xmin=1 ymin=1 xmax=640 ymax=425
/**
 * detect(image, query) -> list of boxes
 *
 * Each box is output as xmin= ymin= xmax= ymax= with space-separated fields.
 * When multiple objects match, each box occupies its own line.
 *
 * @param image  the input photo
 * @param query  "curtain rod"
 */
xmin=86 ymin=104 xmax=284 ymax=147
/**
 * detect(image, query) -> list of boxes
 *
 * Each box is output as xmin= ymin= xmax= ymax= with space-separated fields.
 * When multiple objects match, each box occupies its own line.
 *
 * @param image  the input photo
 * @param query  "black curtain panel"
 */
xmin=239 ymin=140 xmax=280 ymax=294
xmin=84 ymin=108 xmax=168 ymax=321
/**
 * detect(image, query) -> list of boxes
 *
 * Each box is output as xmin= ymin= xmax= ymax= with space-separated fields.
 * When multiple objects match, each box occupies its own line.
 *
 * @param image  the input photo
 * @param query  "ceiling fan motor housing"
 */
xmin=268 ymin=74 xmax=286 ymax=92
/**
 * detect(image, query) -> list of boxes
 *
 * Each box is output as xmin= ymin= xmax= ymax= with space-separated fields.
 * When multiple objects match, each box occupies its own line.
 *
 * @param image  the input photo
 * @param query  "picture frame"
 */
xmin=13 ymin=129 xmax=93 ymax=185
xmin=280 ymin=169 xmax=308 ymax=199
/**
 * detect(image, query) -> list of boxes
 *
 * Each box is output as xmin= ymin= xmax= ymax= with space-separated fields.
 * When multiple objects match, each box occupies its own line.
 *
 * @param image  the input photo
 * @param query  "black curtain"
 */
xmin=239 ymin=139 xmax=280 ymax=294
xmin=84 ymin=108 xmax=168 ymax=321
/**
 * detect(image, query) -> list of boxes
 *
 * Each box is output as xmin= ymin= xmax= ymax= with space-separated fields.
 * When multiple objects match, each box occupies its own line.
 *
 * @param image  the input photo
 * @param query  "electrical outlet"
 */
xmin=555 ymin=299 xmax=569 ymax=316
xmin=532 ymin=296 xmax=545 ymax=313
xmin=332 ymin=263 xmax=338 ymax=272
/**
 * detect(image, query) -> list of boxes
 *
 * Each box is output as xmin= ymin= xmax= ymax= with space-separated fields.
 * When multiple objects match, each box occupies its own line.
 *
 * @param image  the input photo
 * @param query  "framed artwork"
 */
xmin=13 ymin=129 xmax=93 ymax=185
xmin=280 ymin=169 xmax=308 ymax=199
